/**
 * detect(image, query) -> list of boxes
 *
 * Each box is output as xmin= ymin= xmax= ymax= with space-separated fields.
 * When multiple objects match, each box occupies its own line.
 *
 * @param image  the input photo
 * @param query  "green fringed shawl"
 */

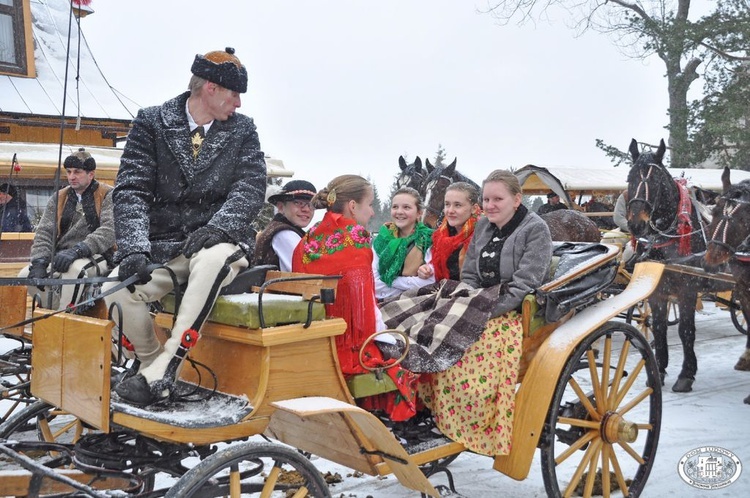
xmin=373 ymin=222 xmax=433 ymax=286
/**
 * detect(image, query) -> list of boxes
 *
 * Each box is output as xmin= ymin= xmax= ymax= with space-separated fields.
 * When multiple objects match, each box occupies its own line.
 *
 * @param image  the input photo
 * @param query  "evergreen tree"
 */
xmin=432 ymin=144 xmax=448 ymax=169
xmin=369 ymin=177 xmax=391 ymax=233
xmin=487 ymin=0 xmax=750 ymax=168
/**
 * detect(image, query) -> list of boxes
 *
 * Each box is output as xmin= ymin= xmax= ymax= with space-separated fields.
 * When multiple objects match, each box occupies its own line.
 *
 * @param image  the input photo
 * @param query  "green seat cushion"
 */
xmin=160 ymin=293 xmax=326 ymax=329
xmin=347 ymin=372 xmax=399 ymax=399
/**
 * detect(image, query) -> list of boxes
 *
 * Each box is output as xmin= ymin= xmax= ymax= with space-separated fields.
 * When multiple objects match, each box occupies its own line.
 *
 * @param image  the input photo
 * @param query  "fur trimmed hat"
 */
xmin=63 ymin=148 xmax=96 ymax=171
xmin=191 ymin=47 xmax=248 ymax=93
xmin=268 ymin=180 xmax=317 ymax=204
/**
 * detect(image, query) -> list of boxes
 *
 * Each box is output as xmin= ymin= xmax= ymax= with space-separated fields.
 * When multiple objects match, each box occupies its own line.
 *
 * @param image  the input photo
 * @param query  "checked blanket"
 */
xmin=378 ymin=279 xmax=501 ymax=373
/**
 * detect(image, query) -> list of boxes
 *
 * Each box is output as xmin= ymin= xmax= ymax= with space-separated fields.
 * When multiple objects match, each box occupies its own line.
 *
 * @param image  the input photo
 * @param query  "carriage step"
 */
xmin=111 ymin=380 xmax=252 ymax=429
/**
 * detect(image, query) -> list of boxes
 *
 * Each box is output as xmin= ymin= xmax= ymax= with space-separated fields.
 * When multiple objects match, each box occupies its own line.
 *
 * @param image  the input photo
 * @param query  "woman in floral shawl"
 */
xmin=292 ymin=175 xmax=420 ymax=421
xmin=372 ymin=187 xmax=435 ymax=300
xmin=419 ymin=181 xmax=481 ymax=282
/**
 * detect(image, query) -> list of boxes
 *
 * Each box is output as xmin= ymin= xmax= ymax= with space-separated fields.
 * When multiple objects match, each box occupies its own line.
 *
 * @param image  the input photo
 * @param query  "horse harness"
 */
xmin=423 ymin=172 xmax=453 ymax=218
xmin=629 ymin=162 xmax=705 ymax=256
xmin=708 ymin=192 xmax=750 ymax=263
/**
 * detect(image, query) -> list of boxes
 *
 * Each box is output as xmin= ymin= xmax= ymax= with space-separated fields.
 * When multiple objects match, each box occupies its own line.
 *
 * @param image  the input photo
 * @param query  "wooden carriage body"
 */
xmin=20 ymin=249 xmax=665 ymax=497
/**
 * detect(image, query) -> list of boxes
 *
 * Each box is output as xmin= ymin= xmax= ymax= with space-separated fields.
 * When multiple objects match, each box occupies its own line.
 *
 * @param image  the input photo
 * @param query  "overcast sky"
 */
xmin=80 ymin=0 xmax=670 ymax=196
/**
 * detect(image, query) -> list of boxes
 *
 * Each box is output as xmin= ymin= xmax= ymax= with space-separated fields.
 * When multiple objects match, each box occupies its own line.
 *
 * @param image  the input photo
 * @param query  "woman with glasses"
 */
xmin=254 ymin=179 xmax=317 ymax=271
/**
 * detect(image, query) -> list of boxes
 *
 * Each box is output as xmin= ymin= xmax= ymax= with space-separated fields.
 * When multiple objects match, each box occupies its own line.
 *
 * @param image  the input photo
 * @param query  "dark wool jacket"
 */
xmin=1 ymin=198 xmax=32 ymax=232
xmin=461 ymin=213 xmax=552 ymax=317
xmin=113 ymin=92 xmax=267 ymax=263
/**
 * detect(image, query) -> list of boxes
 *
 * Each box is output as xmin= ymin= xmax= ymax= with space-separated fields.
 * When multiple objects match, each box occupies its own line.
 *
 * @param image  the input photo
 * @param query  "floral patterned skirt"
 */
xmin=418 ymin=311 xmax=523 ymax=456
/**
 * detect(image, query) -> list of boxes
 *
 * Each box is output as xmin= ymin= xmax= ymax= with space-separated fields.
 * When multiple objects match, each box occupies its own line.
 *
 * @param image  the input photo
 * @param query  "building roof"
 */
xmin=0 ymin=141 xmax=294 ymax=180
xmin=0 ymin=0 xmax=139 ymax=120
xmin=515 ymin=164 xmax=750 ymax=200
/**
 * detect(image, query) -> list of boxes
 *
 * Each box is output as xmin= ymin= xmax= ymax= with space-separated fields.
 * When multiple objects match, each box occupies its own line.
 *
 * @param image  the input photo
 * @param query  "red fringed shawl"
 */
xmin=292 ymin=212 xmax=419 ymax=420
xmin=292 ymin=212 xmax=377 ymax=373
xmin=675 ymin=178 xmax=693 ymax=256
xmin=430 ymin=209 xmax=479 ymax=281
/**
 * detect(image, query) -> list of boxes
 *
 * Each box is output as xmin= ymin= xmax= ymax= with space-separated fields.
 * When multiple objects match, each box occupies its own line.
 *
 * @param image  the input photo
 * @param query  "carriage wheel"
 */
xmin=0 ymin=338 xmax=34 ymax=425
xmin=730 ymin=290 xmax=748 ymax=335
xmin=540 ymin=321 xmax=661 ymax=498
xmin=167 ymin=441 xmax=331 ymax=498
xmin=0 ymin=400 xmax=92 ymax=444
xmin=625 ymin=301 xmax=652 ymax=339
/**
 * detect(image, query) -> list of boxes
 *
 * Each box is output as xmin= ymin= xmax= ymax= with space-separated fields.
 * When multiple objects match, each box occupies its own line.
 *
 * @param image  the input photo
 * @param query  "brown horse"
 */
xmin=420 ymin=158 xmax=479 ymax=228
xmin=626 ymin=138 xmax=732 ymax=392
xmin=702 ymin=167 xmax=750 ymax=403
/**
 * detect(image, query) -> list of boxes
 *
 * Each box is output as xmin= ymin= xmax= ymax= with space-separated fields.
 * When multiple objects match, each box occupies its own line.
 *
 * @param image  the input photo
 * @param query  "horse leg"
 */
xmin=649 ymin=294 xmax=669 ymax=386
xmin=734 ymin=284 xmax=750 ymax=371
xmin=672 ymin=291 xmax=698 ymax=393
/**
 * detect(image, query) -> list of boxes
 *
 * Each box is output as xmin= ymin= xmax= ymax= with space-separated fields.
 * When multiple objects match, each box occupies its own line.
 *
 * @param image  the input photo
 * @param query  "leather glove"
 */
xmin=52 ymin=243 xmax=91 ymax=273
xmin=118 ymin=253 xmax=152 ymax=288
xmin=28 ymin=258 xmax=49 ymax=291
xmin=182 ymin=226 xmax=229 ymax=258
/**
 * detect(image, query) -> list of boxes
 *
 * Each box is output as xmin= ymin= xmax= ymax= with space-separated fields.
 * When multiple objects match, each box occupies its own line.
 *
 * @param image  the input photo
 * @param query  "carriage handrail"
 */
xmin=256 ymin=274 xmax=341 ymax=328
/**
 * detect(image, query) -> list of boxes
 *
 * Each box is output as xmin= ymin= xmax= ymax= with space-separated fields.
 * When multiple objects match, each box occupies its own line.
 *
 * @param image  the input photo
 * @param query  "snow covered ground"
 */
xmin=310 ymin=301 xmax=750 ymax=497
xmin=2 ymin=301 xmax=749 ymax=497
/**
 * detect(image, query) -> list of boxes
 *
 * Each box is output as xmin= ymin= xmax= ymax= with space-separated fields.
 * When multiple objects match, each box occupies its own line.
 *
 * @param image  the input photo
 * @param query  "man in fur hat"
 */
xmin=254 ymin=179 xmax=317 ymax=271
xmin=104 ymin=47 xmax=267 ymax=406
xmin=19 ymin=148 xmax=115 ymax=309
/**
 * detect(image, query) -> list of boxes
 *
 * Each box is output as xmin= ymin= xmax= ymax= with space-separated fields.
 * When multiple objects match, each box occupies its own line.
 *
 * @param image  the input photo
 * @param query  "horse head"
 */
xmin=422 ymin=158 xmax=458 ymax=228
xmin=396 ymin=156 xmax=426 ymax=197
xmin=704 ymin=167 xmax=750 ymax=269
xmin=626 ymin=138 xmax=675 ymax=238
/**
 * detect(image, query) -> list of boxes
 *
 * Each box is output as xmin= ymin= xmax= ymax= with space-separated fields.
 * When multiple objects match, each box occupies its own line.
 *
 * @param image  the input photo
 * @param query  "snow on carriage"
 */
xmin=1 ymin=239 xmax=668 ymax=497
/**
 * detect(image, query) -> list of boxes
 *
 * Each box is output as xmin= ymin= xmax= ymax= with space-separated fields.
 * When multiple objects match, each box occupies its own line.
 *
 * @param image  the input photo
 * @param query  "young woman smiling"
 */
xmin=418 ymin=181 xmax=481 ymax=282
xmin=372 ymin=187 xmax=435 ymax=300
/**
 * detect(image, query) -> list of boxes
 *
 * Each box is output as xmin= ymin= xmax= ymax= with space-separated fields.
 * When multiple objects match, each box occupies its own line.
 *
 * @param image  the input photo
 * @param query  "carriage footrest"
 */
xmin=111 ymin=380 xmax=252 ymax=428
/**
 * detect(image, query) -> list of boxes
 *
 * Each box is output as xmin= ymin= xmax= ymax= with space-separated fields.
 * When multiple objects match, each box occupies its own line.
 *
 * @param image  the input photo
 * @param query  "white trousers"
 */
xmin=102 ymin=243 xmax=248 ymax=383
xmin=19 ymin=255 xmax=110 ymax=311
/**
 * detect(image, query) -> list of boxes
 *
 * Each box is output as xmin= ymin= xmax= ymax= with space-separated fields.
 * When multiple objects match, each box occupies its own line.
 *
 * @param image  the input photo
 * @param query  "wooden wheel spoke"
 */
xmin=261 ymin=465 xmax=282 ymax=498
xmin=602 ymin=444 xmax=611 ymax=498
xmin=600 ymin=336 xmax=612 ymax=409
xmin=617 ymin=387 xmax=652 ymax=416
xmin=229 ymin=463 xmax=240 ymax=497
xmin=558 ymin=417 xmax=600 ymax=430
xmin=608 ymin=340 xmax=631 ymax=408
xmin=586 ymin=349 xmax=604 ymax=415
xmin=291 ymin=488 xmax=310 ymax=498
xmin=608 ymin=448 xmax=630 ymax=496
xmin=636 ymin=423 xmax=653 ymax=430
xmin=569 ymin=378 xmax=600 ymax=421
xmin=614 ymin=358 xmax=645 ymax=407
xmin=563 ymin=439 xmax=602 ymax=498
xmin=555 ymin=430 xmax=597 ymax=466
xmin=584 ymin=441 xmax=603 ymax=498
xmin=53 ymin=419 xmax=80 ymax=440
xmin=618 ymin=440 xmax=646 ymax=465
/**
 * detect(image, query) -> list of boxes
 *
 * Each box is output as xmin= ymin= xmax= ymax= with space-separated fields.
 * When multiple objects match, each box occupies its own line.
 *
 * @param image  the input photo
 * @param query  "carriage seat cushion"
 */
xmin=160 ymin=292 xmax=326 ymax=329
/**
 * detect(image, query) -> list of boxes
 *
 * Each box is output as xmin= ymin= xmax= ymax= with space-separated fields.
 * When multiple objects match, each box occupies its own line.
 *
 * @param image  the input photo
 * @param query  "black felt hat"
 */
xmin=268 ymin=180 xmax=317 ymax=204
xmin=63 ymin=148 xmax=96 ymax=171
xmin=191 ymin=47 xmax=248 ymax=93
xmin=547 ymin=191 xmax=559 ymax=199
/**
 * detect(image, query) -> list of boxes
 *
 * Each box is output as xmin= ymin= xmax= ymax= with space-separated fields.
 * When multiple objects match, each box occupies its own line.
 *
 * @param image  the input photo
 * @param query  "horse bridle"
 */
xmin=629 ymin=162 xmax=704 ymax=240
xmin=423 ymin=173 xmax=453 ymax=218
xmin=708 ymin=194 xmax=750 ymax=256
